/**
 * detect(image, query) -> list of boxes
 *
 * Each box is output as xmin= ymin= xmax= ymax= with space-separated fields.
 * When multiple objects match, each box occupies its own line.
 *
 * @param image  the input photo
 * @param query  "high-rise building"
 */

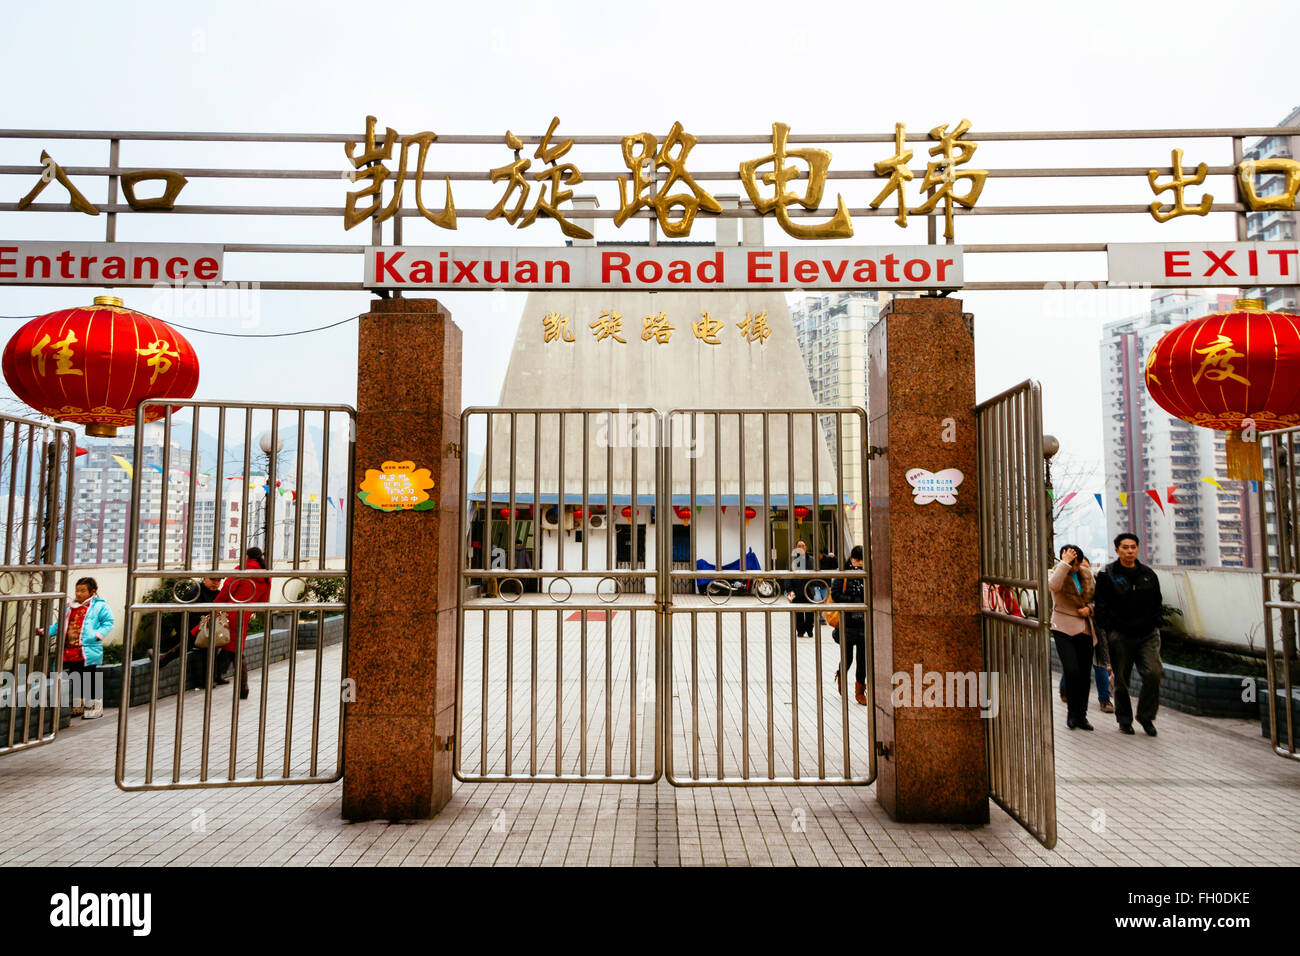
xmin=1100 ymin=291 xmax=1258 ymax=568
xmin=1241 ymin=106 xmax=1299 ymax=565
xmin=790 ymin=291 xmax=891 ymax=511
xmin=1243 ymin=105 xmax=1300 ymax=314
xmin=73 ymin=424 xmax=189 ymax=565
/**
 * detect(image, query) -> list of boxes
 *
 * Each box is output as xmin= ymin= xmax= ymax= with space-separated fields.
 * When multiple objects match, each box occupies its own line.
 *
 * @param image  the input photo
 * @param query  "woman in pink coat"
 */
xmin=193 ymin=547 xmax=271 ymax=700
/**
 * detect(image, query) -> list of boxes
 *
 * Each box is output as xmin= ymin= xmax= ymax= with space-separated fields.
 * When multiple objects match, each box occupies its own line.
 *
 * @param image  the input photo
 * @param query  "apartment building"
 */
xmin=1100 ymin=291 xmax=1258 ymax=567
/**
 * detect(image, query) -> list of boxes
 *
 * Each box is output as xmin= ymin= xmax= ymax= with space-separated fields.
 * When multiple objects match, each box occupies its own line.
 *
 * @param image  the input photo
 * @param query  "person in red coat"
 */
xmin=193 ymin=547 xmax=271 ymax=700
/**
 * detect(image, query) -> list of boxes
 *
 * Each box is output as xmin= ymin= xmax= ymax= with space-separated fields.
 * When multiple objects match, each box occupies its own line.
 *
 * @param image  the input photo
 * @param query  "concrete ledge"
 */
xmin=1049 ymin=642 xmax=1259 ymax=719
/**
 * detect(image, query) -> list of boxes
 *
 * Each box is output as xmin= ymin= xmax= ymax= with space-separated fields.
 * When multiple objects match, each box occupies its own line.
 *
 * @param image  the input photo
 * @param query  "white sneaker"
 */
xmin=82 ymin=700 xmax=103 ymax=720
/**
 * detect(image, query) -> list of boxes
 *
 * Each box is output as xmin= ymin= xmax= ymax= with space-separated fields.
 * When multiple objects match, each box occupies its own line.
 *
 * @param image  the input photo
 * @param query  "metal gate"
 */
xmin=1260 ymin=425 xmax=1300 ymax=761
xmin=115 ymin=399 xmax=353 ymax=790
xmin=975 ymin=380 xmax=1057 ymax=849
xmin=0 ymin=412 xmax=76 ymax=756
xmin=454 ymin=406 xmax=874 ymax=787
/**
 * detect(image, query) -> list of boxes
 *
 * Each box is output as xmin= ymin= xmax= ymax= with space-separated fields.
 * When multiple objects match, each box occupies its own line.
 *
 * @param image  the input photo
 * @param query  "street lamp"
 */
xmin=257 ymin=432 xmax=285 ymax=560
xmin=1043 ymin=434 xmax=1059 ymax=555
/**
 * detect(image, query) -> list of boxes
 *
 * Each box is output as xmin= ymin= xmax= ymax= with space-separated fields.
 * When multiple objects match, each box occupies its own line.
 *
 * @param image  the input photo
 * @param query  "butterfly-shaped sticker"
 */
xmin=905 ymin=467 xmax=963 ymax=506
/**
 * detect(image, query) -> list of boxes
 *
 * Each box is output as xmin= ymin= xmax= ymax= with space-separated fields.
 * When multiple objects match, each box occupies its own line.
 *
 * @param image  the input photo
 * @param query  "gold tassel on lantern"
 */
xmin=1226 ymin=429 xmax=1263 ymax=481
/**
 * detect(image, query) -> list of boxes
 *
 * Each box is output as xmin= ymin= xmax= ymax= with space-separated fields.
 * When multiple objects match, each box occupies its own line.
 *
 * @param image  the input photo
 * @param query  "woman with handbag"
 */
xmin=193 ymin=548 xmax=271 ymax=700
xmin=830 ymin=545 xmax=868 ymax=706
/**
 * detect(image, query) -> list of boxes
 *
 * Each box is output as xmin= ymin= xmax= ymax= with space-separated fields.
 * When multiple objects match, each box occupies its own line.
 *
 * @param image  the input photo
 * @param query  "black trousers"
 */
xmin=1052 ymin=629 xmax=1094 ymax=723
xmin=1109 ymin=628 xmax=1163 ymax=726
xmin=836 ymin=630 xmax=867 ymax=685
xmin=794 ymin=610 xmax=814 ymax=636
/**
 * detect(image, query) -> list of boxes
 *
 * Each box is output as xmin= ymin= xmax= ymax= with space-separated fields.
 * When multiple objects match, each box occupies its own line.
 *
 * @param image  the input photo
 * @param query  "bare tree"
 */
xmin=1049 ymin=453 xmax=1100 ymax=531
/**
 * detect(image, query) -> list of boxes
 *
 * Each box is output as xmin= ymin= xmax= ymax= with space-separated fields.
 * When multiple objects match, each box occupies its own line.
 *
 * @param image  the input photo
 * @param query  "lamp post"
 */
xmin=1043 ymin=434 xmax=1060 ymax=557
xmin=257 ymin=431 xmax=285 ymax=561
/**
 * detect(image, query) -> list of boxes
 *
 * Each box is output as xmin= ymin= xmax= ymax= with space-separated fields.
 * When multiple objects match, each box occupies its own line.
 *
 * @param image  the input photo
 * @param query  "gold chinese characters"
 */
xmin=544 ymin=310 xmax=771 ymax=346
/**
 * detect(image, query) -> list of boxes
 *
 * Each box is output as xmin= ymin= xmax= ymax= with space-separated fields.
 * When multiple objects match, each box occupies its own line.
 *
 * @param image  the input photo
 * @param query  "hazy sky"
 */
xmin=1 ymin=0 xmax=1294 ymax=488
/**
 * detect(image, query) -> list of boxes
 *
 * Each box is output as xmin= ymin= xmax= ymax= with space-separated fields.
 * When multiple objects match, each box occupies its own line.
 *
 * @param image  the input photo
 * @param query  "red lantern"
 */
xmin=498 ymin=507 xmax=512 ymax=519
xmin=620 ymin=506 xmax=633 ymax=519
xmin=2 ymin=296 xmax=199 ymax=437
xmin=744 ymin=507 xmax=757 ymax=521
xmin=572 ymin=507 xmax=583 ymax=520
xmin=673 ymin=505 xmax=692 ymax=521
xmin=793 ymin=505 xmax=810 ymax=521
xmin=1144 ymin=298 xmax=1300 ymax=479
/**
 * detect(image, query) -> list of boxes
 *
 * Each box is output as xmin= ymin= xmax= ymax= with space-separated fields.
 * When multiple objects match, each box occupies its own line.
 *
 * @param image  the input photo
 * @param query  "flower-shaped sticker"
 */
xmin=905 ymin=467 xmax=963 ymax=506
xmin=357 ymin=460 xmax=436 ymax=512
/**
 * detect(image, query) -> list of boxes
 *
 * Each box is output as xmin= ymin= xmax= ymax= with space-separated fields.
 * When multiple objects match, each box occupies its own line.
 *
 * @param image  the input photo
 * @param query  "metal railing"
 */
xmin=976 ymin=380 xmax=1057 ymax=849
xmin=0 ymin=412 xmax=75 ymax=756
xmin=1260 ymin=427 xmax=1300 ymax=761
xmin=114 ymin=399 xmax=354 ymax=790
xmin=455 ymin=408 xmax=662 ymax=784
xmin=453 ymin=406 xmax=874 ymax=787
xmin=662 ymin=408 xmax=873 ymax=786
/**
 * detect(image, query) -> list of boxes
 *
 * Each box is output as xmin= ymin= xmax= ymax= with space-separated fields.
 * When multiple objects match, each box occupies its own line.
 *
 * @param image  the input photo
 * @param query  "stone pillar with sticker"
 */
xmin=343 ymin=297 xmax=461 ymax=821
xmin=867 ymin=295 xmax=988 ymax=824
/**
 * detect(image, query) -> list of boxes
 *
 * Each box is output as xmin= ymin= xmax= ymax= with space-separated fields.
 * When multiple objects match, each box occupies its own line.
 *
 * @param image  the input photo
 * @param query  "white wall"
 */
xmin=528 ymin=511 xmax=772 ymax=594
xmin=1152 ymin=566 xmax=1265 ymax=651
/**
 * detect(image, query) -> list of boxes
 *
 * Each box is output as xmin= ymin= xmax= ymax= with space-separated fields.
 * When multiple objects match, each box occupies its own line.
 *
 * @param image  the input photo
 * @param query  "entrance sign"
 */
xmin=1107 ymin=242 xmax=1300 ymax=287
xmin=364 ymin=245 xmax=962 ymax=291
xmin=0 ymin=242 xmax=223 ymax=286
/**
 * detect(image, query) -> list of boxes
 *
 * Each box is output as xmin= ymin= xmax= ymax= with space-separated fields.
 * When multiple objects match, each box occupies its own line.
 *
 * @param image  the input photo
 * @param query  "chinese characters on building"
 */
xmin=544 ymin=309 xmax=773 ymax=346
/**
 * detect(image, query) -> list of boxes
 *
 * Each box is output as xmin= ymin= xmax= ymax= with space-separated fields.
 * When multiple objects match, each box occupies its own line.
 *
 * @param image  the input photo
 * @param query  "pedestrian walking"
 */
xmin=1077 ymin=557 xmax=1114 ymax=713
xmin=785 ymin=540 xmax=814 ymax=637
xmin=1049 ymin=544 xmax=1096 ymax=731
xmin=830 ymin=545 xmax=868 ymax=706
xmin=194 ymin=547 xmax=271 ymax=700
xmin=1094 ymin=533 xmax=1164 ymax=737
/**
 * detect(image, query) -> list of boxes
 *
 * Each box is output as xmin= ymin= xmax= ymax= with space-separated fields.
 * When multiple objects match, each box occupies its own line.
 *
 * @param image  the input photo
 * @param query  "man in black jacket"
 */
xmin=1093 ymin=533 xmax=1164 ymax=737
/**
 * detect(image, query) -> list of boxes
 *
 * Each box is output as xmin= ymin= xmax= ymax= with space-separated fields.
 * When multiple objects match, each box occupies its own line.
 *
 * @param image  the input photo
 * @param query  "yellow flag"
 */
xmin=111 ymin=455 xmax=133 ymax=479
xmin=1118 ymin=491 xmax=1128 ymax=507
xmin=1201 ymin=476 xmax=1223 ymax=490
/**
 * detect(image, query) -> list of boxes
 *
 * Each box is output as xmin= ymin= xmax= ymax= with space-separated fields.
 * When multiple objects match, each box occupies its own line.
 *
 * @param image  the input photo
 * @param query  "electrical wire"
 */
xmin=0 ymin=312 xmax=360 ymax=337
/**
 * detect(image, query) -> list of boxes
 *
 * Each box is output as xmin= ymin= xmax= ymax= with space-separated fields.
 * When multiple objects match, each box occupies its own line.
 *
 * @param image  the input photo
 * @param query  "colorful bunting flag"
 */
xmin=1201 ymin=476 xmax=1223 ymax=490
xmin=1094 ymin=493 xmax=1104 ymax=511
xmin=111 ymin=455 xmax=133 ymax=479
xmin=1166 ymin=485 xmax=1180 ymax=504
xmin=1118 ymin=492 xmax=1128 ymax=507
xmin=1146 ymin=489 xmax=1165 ymax=514
xmin=1057 ymin=492 xmax=1077 ymax=507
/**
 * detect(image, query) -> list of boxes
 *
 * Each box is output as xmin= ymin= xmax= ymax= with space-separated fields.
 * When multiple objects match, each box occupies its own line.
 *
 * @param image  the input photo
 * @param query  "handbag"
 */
xmin=194 ymin=611 xmax=231 ymax=649
xmin=820 ymin=591 xmax=840 ymax=630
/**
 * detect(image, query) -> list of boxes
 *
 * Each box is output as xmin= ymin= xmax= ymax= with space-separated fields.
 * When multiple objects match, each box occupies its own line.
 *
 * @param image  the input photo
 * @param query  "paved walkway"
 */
xmin=1 ymin=624 xmax=1298 ymax=866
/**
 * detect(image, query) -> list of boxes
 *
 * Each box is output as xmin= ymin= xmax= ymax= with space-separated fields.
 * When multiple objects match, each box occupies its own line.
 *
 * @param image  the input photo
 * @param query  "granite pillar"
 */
xmin=868 ymin=296 xmax=988 ymax=824
xmin=343 ymin=298 xmax=461 ymax=821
